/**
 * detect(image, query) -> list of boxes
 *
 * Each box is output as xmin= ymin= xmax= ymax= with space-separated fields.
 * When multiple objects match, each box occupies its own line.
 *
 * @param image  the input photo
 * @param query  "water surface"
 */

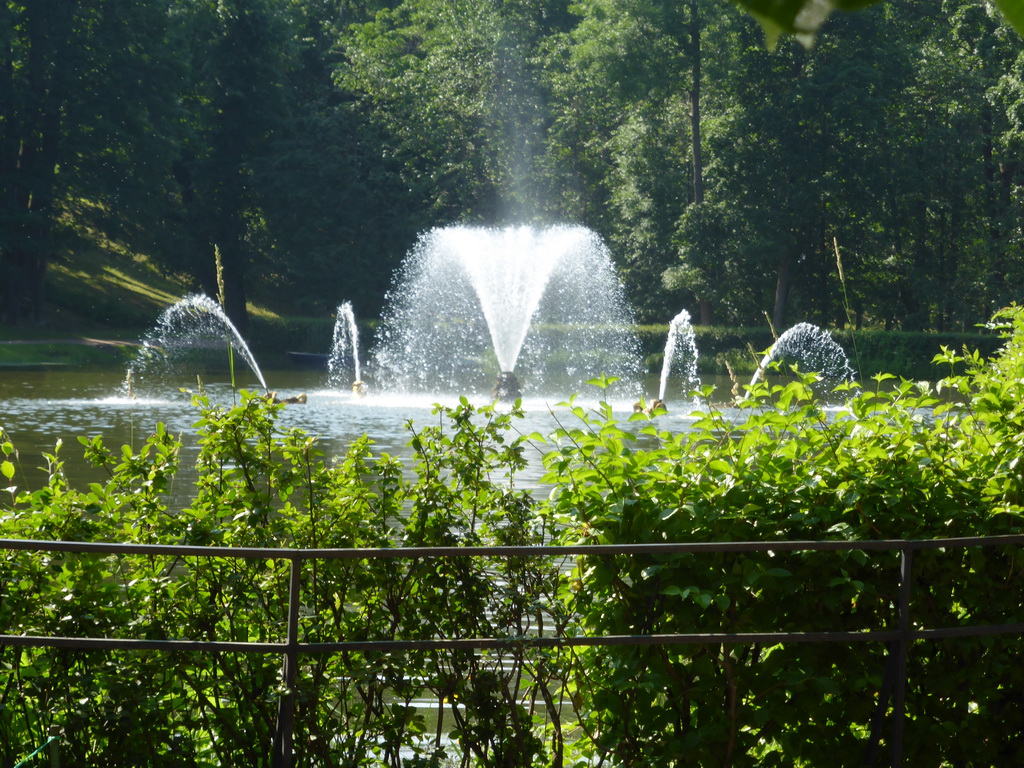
xmin=1 ymin=368 xmax=713 ymax=509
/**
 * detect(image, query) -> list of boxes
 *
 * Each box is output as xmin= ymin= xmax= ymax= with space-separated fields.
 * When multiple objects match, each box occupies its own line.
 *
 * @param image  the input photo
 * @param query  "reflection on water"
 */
xmin=0 ymin=368 xmax=720 ymax=508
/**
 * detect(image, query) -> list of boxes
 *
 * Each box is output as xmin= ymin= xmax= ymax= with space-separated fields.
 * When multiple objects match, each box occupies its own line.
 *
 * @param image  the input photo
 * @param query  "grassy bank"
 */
xmin=635 ymin=324 xmax=1003 ymax=381
xmin=0 ymin=339 xmax=141 ymax=368
xmin=4 ymin=313 xmax=1002 ymax=382
xmin=2 ymin=241 xmax=1004 ymax=379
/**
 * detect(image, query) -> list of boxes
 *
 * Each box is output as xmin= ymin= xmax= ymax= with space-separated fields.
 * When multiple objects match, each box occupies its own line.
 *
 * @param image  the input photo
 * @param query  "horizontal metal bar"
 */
xmin=0 ymin=635 xmax=283 ymax=653
xmin=5 ymin=622 xmax=1023 ymax=655
xmin=2 ymin=534 xmax=1023 ymax=561
xmin=0 ymin=630 xmax=897 ymax=654
xmin=911 ymin=622 xmax=1024 ymax=640
xmin=294 ymin=630 xmax=905 ymax=652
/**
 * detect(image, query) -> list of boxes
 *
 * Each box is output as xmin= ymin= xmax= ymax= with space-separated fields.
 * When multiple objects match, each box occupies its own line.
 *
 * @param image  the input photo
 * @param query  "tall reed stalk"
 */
xmin=834 ymin=238 xmax=862 ymax=376
xmin=214 ymin=246 xmax=237 ymax=399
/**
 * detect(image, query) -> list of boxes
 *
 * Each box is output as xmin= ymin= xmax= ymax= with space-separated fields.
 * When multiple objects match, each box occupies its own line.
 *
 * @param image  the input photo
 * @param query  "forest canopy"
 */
xmin=2 ymin=0 xmax=1022 ymax=333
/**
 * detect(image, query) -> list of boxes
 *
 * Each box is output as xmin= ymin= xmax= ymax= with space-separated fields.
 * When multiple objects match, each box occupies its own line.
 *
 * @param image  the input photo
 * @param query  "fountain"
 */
xmin=127 ymin=294 xmax=269 ymax=393
xmin=658 ymin=310 xmax=700 ymax=402
xmin=750 ymin=322 xmax=856 ymax=389
xmin=369 ymin=224 xmax=643 ymax=400
xmin=327 ymin=301 xmax=364 ymax=394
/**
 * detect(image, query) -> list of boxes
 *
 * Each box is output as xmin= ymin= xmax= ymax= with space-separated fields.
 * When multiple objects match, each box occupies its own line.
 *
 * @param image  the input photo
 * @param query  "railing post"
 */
xmin=272 ymin=557 xmax=302 ymax=768
xmin=891 ymin=546 xmax=913 ymax=768
xmin=47 ymin=725 xmax=61 ymax=768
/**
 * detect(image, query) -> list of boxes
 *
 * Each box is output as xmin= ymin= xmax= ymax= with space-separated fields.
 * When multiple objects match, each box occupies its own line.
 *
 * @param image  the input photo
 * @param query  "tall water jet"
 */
xmin=328 ymin=301 xmax=362 ymax=390
xmin=370 ymin=225 xmax=642 ymax=399
xmin=658 ymin=310 xmax=700 ymax=402
xmin=750 ymin=322 xmax=855 ymax=389
xmin=128 ymin=294 xmax=268 ymax=393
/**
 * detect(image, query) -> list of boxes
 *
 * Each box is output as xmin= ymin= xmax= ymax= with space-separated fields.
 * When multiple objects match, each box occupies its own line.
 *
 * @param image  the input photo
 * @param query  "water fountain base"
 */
xmin=633 ymin=399 xmax=667 ymax=416
xmin=269 ymin=392 xmax=308 ymax=405
xmin=492 ymin=371 xmax=522 ymax=402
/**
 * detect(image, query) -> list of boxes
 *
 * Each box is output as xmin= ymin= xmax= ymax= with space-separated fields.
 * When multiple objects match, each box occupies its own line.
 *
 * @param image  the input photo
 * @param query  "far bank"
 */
xmin=1 ymin=317 xmax=1001 ymax=382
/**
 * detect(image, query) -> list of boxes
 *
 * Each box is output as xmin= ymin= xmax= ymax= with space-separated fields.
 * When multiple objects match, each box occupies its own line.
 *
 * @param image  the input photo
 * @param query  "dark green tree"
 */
xmin=549 ymin=0 xmax=723 ymax=323
xmin=864 ymin=0 xmax=1024 ymax=330
xmin=695 ymin=4 xmax=910 ymax=329
xmin=247 ymin=0 xmax=424 ymax=319
xmin=662 ymin=0 xmax=1024 ymax=331
xmin=167 ymin=0 xmax=301 ymax=333
xmin=0 ymin=0 xmax=180 ymax=325
xmin=729 ymin=0 xmax=1023 ymax=47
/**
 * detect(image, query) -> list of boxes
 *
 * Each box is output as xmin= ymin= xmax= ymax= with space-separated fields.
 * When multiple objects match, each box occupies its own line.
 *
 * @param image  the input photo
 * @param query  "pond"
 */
xmin=0 ymin=367 xmax=720 ymax=509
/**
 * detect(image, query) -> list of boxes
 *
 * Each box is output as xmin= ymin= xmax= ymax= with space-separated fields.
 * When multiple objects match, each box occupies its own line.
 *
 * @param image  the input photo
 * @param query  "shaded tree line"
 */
xmin=1 ymin=0 xmax=1022 ymax=332
xmin=0 ymin=0 xmax=413 ymax=332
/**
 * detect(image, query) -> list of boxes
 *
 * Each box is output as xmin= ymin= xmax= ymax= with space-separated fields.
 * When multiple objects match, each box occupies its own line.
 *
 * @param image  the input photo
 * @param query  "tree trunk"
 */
xmin=688 ymin=0 xmax=711 ymax=324
xmin=689 ymin=0 xmax=703 ymax=208
xmin=772 ymin=251 xmax=792 ymax=332
xmin=698 ymin=297 xmax=713 ymax=326
xmin=0 ymin=4 xmax=63 ymax=325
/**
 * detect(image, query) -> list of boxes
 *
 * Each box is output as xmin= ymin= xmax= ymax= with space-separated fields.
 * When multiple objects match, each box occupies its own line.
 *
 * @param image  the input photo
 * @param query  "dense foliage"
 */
xmin=3 ymin=307 xmax=1024 ymax=765
xmin=2 ymin=0 xmax=1023 ymax=333
xmin=544 ymin=360 xmax=1024 ymax=764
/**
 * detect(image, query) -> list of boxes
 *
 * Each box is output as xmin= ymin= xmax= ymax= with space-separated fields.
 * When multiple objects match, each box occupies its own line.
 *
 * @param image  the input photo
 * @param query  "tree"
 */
xmin=0 ymin=0 xmax=179 ymax=325
xmin=549 ymin=0 xmax=722 ymax=323
xmin=697 ymin=4 xmax=913 ymax=329
xmin=249 ymin=0 xmax=421 ymax=318
xmin=340 ymin=0 xmax=570 ymax=226
xmin=167 ymin=0 xmax=300 ymax=333
xmin=658 ymin=0 xmax=1024 ymax=331
xmin=864 ymin=0 xmax=1024 ymax=330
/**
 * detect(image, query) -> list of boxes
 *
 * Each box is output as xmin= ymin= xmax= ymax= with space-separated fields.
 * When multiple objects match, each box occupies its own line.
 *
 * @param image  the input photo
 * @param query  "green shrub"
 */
xmin=1 ymin=394 xmax=560 ymax=767
xmin=540 ymin=312 xmax=1024 ymax=766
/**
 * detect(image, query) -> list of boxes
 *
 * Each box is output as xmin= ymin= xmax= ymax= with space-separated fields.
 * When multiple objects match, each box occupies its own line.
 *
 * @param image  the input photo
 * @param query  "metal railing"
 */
xmin=3 ymin=534 xmax=1024 ymax=768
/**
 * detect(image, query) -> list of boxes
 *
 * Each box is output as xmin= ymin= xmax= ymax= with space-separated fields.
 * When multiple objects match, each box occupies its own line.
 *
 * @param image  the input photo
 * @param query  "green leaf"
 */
xmin=662 ymin=585 xmax=692 ymax=598
xmin=694 ymin=591 xmax=713 ymax=610
xmin=996 ymin=0 xmax=1024 ymax=36
xmin=1 ymin=460 xmax=13 ymax=480
xmin=731 ymin=0 xmax=882 ymax=49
